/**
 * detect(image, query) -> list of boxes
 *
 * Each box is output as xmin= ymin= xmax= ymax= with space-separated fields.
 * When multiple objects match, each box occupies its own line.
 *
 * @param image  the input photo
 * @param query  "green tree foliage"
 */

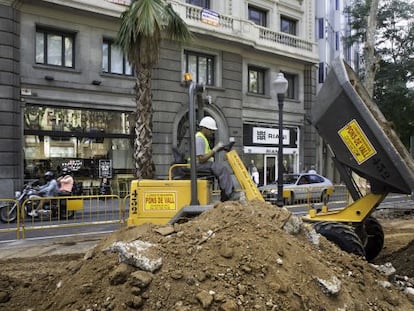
xmin=345 ymin=0 xmax=414 ymax=147
xmin=116 ymin=0 xmax=192 ymax=178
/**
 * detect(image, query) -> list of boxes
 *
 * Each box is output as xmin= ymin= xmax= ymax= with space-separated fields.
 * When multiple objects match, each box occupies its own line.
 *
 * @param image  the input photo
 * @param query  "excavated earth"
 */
xmin=0 ymin=200 xmax=413 ymax=310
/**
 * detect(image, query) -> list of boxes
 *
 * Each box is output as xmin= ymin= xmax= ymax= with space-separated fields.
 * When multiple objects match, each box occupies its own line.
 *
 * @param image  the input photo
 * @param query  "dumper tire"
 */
xmin=361 ymin=216 xmax=384 ymax=262
xmin=314 ymin=221 xmax=365 ymax=258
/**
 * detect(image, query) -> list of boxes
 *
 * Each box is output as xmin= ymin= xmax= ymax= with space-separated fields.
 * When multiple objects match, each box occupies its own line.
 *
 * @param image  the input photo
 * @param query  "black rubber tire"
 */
xmin=54 ymin=199 xmax=75 ymax=219
xmin=314 ymin=221 xmax=365 ymax=258
xmin=0 ymin=203 xmax=17 ymax=223
xmin=361 ymin=217 xmax=384 ymax=262
xmin=57 ymin=208 xmax=75 ymax=219
xmin=66 ymin=210 xmax=75 ymax=219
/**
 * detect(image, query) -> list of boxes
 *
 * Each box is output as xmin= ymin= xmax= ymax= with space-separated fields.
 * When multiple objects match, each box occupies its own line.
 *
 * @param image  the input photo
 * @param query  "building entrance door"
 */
xmin=264 ymin=155 xmax=278 ymax=186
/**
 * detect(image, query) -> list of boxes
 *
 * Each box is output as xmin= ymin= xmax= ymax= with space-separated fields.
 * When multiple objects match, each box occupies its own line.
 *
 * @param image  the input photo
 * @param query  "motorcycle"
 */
xmin=0 ymin=182 xmax=75 ymax=223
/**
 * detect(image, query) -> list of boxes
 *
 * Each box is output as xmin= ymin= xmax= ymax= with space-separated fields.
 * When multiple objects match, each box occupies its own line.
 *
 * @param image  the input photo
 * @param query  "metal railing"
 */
xmin=170 ymin=1 xmax=317 ymax=60
xmin=0 ymin=194 xmax=127 ymax=239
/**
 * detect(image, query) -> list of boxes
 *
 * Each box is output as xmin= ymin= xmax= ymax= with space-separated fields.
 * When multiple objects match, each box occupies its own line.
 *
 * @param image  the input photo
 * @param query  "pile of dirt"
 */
xmin=0 ymin=200 xmax=413 ymax=310
xmin=372 ymin=213 xmax=414 ymax=278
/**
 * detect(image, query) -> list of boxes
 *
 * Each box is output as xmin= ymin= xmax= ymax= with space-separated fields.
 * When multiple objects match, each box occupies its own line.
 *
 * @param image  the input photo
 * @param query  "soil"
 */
xmin=0 ymin=200 xmax=413 ymax=311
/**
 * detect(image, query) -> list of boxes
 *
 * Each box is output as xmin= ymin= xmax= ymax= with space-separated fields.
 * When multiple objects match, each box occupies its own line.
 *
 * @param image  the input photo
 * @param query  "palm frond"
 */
xmin=116 ymin=0 xmax=165 ymax=66
xmin=163 ymin=3 xmax=193 ymax=42
xmin=117 ymin=0 xmax=192 ymax=67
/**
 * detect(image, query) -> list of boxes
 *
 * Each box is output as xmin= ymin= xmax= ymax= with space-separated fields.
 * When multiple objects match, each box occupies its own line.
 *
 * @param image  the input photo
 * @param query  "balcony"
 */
xmin=171 ymin=1 xmax=318 ymax=63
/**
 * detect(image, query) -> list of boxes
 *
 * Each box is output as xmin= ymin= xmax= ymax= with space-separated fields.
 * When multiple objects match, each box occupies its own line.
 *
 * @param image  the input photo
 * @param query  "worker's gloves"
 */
xmin=212 ymin=141 xmax=224 ymax=153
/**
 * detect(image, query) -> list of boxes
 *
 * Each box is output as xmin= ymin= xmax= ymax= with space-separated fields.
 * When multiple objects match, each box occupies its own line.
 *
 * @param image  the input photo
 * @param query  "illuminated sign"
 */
xmin=61 ymin=159 xmax=83 ymax=171
xmin=99 ymin=159 xmax=112 ymax=178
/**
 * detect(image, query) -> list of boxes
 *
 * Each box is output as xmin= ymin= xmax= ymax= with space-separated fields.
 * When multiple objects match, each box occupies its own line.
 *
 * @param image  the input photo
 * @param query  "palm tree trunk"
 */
xmin=134 ymin=67 xmax=154 ymax=179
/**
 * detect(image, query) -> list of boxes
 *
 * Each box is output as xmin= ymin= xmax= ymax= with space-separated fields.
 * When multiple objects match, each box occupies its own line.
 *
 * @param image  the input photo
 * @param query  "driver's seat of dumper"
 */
xmin=170 ymin=147 xmax=215 ymax=183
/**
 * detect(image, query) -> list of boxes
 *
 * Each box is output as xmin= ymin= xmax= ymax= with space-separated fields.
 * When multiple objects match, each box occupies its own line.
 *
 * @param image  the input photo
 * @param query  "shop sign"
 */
xmin=253 ymin=127 xmax=290 ymax=145
xmin=61 ymin=159 xmax=83 ymax=171
xmin=243 ymin=146 xmax=298 ymax=154
xmin=244 ymin=146 xmax=278 ymax=154
xmin=243 ymin=124 xmax=297 ymax=148
xmin=201 ymin=9 xmax=220 ymax=26
xmin=338 ymin=119 xmax=376 ymax=164
xmin=99 ymin=159 xmax=112 ymax=178
xmin=144 ymin=192 xmax=177 ymax=210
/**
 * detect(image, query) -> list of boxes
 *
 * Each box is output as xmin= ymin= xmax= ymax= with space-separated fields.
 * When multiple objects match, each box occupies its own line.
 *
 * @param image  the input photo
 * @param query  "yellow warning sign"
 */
xmin=144 ymin=192 xmax=177 ymax=210
xmin=338 ymin=119 xmax=377 ymax=164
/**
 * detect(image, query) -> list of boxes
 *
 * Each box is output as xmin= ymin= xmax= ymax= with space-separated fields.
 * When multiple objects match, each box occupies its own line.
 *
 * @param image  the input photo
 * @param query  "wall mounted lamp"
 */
xmin=92 ymin=80 xmax=102 ymax=86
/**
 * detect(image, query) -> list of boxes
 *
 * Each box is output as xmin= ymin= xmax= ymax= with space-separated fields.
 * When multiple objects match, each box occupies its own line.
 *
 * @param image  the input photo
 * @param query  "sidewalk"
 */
xmin=0 ymin=232 xmax=107 ymax=260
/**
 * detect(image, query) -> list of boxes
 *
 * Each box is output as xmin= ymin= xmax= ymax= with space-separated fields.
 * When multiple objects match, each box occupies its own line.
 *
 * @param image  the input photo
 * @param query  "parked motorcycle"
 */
xmin=0 ymin=182 xmax=75 ymax=223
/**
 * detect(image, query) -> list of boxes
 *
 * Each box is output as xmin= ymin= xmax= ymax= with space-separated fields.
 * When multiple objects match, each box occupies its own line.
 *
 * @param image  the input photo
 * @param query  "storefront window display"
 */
xmin=24 ymin=105 xmax=134 ymax=188
xmin=243 ymin=123 xmax=299 ymax=186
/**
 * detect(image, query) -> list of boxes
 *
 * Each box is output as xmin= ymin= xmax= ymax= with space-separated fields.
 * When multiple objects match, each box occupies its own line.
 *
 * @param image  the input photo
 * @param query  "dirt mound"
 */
xmin=1 ymin=200 xmax=414 ymax=310
xmin=372 ymin=212 xmax=414 ymax=279
xmin=379 ymin=240 xmax=414 ymax=278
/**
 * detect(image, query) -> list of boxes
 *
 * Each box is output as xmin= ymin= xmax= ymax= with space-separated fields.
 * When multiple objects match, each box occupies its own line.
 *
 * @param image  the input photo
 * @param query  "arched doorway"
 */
xmin=173 ymin=106 xmax=229 ymax=161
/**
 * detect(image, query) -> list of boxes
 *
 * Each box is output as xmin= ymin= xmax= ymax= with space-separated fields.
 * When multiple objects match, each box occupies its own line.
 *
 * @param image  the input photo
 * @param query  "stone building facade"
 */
xmin=0 ymin=0 xmax=318 ymax=197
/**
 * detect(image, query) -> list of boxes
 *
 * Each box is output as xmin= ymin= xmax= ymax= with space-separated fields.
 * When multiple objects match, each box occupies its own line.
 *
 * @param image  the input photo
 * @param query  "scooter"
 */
xmin=0 ymin=182 xmax=74 ymax=223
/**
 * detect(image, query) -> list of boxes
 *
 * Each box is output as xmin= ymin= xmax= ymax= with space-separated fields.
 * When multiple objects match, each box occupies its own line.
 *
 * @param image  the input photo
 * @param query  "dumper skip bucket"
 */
xmin=312 ymin=58 xmax=414 ymax=195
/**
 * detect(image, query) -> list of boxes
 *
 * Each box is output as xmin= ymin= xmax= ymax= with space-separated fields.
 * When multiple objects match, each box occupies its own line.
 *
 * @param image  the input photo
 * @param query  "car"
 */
xmin=258 ymin=173 xmax=334 ymax=205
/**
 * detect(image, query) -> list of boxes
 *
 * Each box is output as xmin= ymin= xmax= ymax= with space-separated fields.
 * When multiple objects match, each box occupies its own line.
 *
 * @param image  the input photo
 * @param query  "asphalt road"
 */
xmin=0 ymin=192 xmax=412 ymax=244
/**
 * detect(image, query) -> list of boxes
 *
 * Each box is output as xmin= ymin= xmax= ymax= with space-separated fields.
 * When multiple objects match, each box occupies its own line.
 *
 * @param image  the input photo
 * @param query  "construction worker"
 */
xmin=196 ymin=116 xmax=239 ymax=201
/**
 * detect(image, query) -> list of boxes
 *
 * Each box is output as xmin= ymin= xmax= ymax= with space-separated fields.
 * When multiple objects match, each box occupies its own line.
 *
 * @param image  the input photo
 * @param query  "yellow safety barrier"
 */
xmin=0 ymin=198 xmax=21 ymax=237
xmin=0 ymin=195 xmax=127 ymax=240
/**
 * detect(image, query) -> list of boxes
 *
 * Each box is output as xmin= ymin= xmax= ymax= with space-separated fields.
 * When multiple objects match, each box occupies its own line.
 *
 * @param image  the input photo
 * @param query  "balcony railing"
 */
xmin=171 ymin=1 xmax=317 ymax=62
xmin=259 ymin=27 xmax=313 ymax=51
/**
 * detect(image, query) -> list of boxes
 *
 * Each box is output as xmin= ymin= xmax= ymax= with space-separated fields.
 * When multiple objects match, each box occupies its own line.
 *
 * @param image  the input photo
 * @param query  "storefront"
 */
xmin=243 ymin=123 xmax=299 ymax=186
xmin=24 ymin=104 xmax=134 ymax=193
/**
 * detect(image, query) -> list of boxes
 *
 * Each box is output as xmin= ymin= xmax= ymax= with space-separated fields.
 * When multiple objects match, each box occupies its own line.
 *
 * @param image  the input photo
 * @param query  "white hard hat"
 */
xmin=199 ymin=116 xmax=218 ymax=130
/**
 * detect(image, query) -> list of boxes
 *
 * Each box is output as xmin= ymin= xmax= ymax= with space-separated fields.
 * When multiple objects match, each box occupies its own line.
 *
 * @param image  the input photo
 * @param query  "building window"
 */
xmin=248 ymin=66 xmax=266 ymax=94
xmin=248 ymin=6 xmax=267 ymax=27
xmin=318 ymin=62 xmax=325 ymax=83
xmin=281 ymin=16 xmax=297 ymax=36
xmin=102 ymin=40 xmax=133 ymax=75
xmin=335 ymin=32 xmax=340 ymax=51
xmin=184 ymin=50 xmax=215 ymax=85
xmin=186 ymin=0 xmax=210 ymax=8
xmin=318 ymin=18 xmax=324 ymax=39
xmin=35 ymin=28 xmax=75 ymax=68
xmin=282 ymin=72 xmax=298 ymax=99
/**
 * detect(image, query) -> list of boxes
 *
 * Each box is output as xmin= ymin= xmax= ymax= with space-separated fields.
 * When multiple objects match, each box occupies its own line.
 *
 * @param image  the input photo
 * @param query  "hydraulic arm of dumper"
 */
xmin=304 ymin=58 xmax=414 ymax=224
xmin=226 ymin=149 xmax=265 ymax=202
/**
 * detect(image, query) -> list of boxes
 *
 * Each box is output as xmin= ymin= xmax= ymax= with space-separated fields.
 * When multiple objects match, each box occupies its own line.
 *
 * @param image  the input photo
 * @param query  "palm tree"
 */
xmin=116 ymin=0 xmax=192 ymax=179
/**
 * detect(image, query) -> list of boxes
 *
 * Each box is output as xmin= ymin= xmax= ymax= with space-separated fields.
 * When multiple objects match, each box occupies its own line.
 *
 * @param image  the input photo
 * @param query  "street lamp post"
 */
xmin=273 ymin=73 xmax=289 ymax=207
